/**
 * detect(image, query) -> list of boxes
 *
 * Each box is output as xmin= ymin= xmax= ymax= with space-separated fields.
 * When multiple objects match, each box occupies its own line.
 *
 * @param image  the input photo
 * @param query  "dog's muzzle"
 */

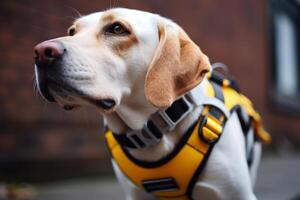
xmin=34 ymin=41 xmax=66 ymax=102
xmin=33 ymin=41 xmax=117 ymax=111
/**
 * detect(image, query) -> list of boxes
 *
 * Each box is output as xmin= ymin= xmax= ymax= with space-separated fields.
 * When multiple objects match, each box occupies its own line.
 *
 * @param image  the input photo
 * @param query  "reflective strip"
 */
xmin=142 ymin=178 xmax=179 ymax=193
xmin=160 ymin=196 xmax=189 ymax=200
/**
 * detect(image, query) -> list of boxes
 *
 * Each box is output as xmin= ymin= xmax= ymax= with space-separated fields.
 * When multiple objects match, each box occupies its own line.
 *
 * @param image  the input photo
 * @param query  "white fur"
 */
xmin=36 ymin=8 xmax=261 ymax=199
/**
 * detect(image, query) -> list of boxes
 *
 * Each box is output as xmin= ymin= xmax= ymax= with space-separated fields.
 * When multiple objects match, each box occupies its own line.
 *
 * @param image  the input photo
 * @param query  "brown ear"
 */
xmin=145 ymin=23 xmax=211 ymax=108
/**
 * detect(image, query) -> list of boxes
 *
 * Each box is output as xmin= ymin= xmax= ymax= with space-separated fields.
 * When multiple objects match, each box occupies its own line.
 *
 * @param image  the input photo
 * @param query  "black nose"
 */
xmin=33 ymin=41 xmax=65 ymax=66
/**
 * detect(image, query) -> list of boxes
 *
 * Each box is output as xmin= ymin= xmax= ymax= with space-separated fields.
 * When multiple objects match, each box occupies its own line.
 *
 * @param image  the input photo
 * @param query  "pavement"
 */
xmin=255 ymin=153 xmax=300 ymax=200
xmin=2 ymin=153 xmax=300 ymax=200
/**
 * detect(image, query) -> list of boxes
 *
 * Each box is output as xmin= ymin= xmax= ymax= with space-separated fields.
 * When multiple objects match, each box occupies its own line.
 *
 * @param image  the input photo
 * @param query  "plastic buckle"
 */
xmin=126 ymin=123 xmax=161 ymax=149
xmin=159 ymin=96 xmax=194 ymax=131
xmin=198 ymin=113 xmax=223 ymax=145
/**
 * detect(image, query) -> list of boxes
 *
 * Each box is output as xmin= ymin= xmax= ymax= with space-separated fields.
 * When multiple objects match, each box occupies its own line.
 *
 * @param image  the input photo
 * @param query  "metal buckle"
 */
xmin=126 ymin=123 xmax=161 ymax=149
xmin=159 ymin=96 xmax=194 ymax=131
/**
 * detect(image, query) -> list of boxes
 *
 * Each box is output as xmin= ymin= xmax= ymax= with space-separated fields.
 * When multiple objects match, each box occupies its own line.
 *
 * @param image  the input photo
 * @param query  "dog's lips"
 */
xmin=38 ymin=79 xmax=56 ymax=102
xmin=37 ymin=73 xmax=117 ymax=111
xmin=94 ymin=99 xmax=116 ymax=110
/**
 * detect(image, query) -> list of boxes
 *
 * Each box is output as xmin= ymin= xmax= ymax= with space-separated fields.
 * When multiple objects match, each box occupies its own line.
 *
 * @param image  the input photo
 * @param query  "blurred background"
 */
xmin=0 ymin=0 xmax=299 ymax=199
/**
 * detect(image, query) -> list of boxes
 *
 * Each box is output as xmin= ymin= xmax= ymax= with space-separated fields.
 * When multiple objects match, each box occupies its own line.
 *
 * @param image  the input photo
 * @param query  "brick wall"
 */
xmin=0 ymin=0 xmax=299 ymax=181
xmin=0 ymin=0 xmax=112 ymax=181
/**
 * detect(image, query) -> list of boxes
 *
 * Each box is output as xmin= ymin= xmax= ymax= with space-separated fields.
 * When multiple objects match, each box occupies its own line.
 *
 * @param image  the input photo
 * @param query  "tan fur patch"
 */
xmin=115 ymin=34 xmax=138 ymax=56
xmin=100 ymin=12 xmax=138 ymax=56
xmin=145 ymin=24 xmax=211 ymax=108
xmin=101 ymin=13 xmax=116 ymax=23
xmin=109 ymin=20 xmax=138 ymax=56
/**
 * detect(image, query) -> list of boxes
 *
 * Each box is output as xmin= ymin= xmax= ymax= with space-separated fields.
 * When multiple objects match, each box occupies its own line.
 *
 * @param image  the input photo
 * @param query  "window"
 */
xmin=270 ymin=0 xmax=300 ymax=112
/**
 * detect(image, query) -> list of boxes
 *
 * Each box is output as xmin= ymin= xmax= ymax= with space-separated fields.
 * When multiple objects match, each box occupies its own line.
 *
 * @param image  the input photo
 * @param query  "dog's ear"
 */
xmin=145 ymin=23 xmax=211 ymax=108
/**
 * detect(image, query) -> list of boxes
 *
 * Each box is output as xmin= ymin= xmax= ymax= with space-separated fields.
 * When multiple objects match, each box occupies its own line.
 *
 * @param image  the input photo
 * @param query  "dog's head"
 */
xmin=34 ymin=8 xmax=210 ymax=129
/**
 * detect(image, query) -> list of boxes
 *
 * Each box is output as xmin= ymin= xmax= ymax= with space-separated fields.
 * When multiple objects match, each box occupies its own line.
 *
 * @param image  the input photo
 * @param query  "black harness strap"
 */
xmin=210 ymin=72 xmax=255 ymax=169
xmin=113 ymin=97 xmax=193 ymax=149
xmin=186 ymin=80 xmax=227 ymax=200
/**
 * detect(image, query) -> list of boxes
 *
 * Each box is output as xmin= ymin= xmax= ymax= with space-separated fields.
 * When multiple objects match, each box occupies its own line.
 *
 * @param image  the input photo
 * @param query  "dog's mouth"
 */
xmin=36 ymin=76 xmax=117 ymax=111
xmin=38 ymin=78 xmax=56 ymax=102
xmin=94 ymin=99 xmax=116 ymax=110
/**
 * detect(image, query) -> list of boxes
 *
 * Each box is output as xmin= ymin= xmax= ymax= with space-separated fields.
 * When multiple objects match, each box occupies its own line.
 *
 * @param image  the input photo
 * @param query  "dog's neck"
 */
xmin=103 ymin=79 xmax=209 ymax=161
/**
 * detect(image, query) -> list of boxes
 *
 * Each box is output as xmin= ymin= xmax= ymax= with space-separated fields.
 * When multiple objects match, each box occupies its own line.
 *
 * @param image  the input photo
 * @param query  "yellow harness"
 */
xmin=105 ymin=72 xmax=271 ymax=200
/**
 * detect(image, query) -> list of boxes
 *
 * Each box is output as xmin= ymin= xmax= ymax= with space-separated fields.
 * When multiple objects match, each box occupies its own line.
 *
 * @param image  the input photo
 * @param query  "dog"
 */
xmin=33 ymin=8 xmax=270 ymax=200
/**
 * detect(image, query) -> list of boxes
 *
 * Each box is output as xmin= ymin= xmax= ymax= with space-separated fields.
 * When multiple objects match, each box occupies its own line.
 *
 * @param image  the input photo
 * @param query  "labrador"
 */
xmin=34 ymin=8 xmax=262 ymax=200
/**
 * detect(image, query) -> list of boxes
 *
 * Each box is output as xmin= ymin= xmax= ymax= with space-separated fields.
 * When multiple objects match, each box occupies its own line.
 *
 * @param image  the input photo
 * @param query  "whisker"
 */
xmin=34 ymin=83 xmax=39 ymax=97
xmin=65 ymin=6 xmax=82 ymax=18
xmin=81 ymin=108 xmax=92 ymax=129
xmin=32 ymin=73 xmax=39 ymax=98
xmin=42 ymin=101 xmax=48 ymax=114
xmin=65 ymin=16 xmax=78 ymax=21
xmin=28 ymin=24 xmax=63 ymax=36
xmin=33 ymin=80 xmax=36 ymax=94
xmin=116 ymin=0 xmax=119 ymax=7
xmin=8 ymin=2 xmax=72 ymax=23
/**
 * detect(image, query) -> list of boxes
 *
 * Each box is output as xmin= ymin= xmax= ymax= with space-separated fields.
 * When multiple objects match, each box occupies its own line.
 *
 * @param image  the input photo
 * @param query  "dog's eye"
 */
xmin=105 ymin=22 xmax=130 ymax=35
xmin=68 ymin=28 xmax=76 ymax=36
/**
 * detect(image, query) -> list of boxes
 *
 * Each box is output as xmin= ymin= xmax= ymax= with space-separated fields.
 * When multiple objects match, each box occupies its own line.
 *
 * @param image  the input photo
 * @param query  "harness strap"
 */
xmin=105 ymin=103 xmax=226 ymax=200
xmin=207 ymin=71 xmax=272 ymax=168
xmin=105 ymin=70 xmax=271 ymax=199
xmin=113 ymin=120 xmax=163 ymax=149
xmin=198 ymin=106 xmax=225 ymax=145
xmin=207 ymin=71 xmax=271 ymax=144
xmin=112 ymin=96 xmax=195 ymax=149
xmin=105 ymin=82 xmax=227 ymax=200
